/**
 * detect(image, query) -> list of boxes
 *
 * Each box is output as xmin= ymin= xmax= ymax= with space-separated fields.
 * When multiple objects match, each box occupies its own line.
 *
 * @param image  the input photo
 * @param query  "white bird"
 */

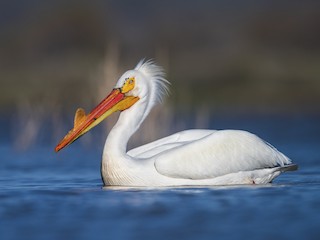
xmin=55 ymin=60 xmax=297 ymax=187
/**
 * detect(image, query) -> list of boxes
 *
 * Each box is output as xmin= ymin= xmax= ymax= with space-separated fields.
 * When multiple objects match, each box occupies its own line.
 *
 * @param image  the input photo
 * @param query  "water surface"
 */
xmin=1 ymin=114 xmax=319 ymax=240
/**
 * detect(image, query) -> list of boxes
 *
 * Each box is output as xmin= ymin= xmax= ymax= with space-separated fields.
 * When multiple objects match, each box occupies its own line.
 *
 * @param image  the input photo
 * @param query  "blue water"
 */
xmin=1 ymin=114 xmax=320 ymax=240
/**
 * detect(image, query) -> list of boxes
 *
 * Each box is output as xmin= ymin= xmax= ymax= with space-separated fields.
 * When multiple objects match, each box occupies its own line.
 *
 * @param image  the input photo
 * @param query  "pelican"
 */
xmin=55 ymin=60 xmax=297 ymax=187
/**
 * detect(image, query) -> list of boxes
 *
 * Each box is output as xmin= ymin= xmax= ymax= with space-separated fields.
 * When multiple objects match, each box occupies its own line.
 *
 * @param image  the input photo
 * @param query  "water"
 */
xmin=1 ymin=114 xmax=320 ymax=240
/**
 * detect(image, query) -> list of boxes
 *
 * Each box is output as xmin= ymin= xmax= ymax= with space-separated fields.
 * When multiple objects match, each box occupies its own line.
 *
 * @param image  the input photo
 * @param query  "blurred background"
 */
xmin=1 ymin=0 xmax=319 ymax=150
xmin=1 ymin=2 xmax=320 ymax=239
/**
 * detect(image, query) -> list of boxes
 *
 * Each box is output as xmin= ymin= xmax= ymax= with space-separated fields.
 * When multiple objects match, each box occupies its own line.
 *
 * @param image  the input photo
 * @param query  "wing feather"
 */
xmin=154 ymin=130 xmax=292 ymax=180
xmin=128 ymin=129 xmax=215 ymax=158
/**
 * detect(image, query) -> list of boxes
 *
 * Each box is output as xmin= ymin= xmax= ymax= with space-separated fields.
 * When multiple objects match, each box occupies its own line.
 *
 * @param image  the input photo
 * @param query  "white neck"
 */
xmin=101 ymin=96 xmax=154 ymax=185
xmin=103 ymin=96 xmax=151 ymax=159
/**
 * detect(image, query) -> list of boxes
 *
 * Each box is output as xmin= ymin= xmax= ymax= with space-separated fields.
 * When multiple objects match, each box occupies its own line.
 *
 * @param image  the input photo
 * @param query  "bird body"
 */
xmin=56 ymin=60 xmax=297 ymax=187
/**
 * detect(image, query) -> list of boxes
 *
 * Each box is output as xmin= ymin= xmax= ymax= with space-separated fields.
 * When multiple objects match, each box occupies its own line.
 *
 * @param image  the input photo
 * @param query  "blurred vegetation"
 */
xmin=1 ymin=0 xmax=319 ymax=148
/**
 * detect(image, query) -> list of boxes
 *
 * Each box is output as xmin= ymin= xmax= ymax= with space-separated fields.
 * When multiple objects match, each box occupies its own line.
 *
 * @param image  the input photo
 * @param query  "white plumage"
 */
xmin=98 ymin=60 xmax=297 ymax=187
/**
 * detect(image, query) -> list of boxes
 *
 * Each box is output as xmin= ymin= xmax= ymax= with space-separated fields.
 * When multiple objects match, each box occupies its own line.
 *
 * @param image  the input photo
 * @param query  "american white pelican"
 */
xmin=55 ymin=60 xmax=297 ymax=186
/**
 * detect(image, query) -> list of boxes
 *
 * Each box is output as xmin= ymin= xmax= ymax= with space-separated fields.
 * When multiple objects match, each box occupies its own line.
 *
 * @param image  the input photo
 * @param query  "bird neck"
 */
xmin=103 ymin=97 xmax=151 ymax=159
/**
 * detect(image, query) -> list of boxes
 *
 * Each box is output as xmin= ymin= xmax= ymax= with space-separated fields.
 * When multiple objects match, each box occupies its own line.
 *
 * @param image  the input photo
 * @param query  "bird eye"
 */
xmin=125 ymin=77 xmax=134 ymax=84
xmin=121 ymin=77 xmax=135 ymax=93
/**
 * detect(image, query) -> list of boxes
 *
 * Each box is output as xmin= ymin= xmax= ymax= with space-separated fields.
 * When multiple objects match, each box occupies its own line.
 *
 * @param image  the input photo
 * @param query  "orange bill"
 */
xmin=55 ymin=89 xmax=139 ymax=152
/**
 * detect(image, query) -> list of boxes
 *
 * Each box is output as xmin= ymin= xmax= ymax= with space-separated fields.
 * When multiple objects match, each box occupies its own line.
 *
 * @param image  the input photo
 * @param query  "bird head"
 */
xmin=55 ymin=60 xmax=169 ymax=152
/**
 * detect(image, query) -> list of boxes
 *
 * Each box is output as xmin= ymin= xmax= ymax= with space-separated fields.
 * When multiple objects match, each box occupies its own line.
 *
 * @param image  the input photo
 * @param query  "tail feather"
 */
xmin=279 ymin=164 xmax=298 ymax=172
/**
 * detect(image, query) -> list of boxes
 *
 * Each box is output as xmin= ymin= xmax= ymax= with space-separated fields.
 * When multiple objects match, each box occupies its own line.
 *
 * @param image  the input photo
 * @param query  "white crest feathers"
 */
xmin=135 ymin=59 xmax=170 ymax=104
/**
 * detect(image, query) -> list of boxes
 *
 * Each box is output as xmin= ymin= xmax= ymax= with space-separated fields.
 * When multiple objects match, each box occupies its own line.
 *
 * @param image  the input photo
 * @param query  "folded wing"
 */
xmin=128 ymin=129 xmax=216 ymax=158
xmin=153 ymin=130 xmax=292 ymax=180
